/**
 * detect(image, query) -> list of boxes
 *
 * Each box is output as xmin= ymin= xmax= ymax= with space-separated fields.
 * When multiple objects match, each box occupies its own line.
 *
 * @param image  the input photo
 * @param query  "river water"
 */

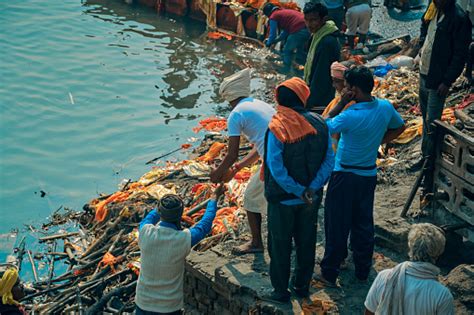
xmin=0 ymin=0 xmax=420 ymax=265
xmin=0 ymin=0 xmax=273 ymax=261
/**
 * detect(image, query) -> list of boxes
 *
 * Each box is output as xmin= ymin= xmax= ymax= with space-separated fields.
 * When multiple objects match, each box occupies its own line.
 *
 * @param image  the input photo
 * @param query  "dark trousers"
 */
xmin=267 ymin=193 xmax=321 ymax=294
xmin=281 ymin=28 xmax=310 ymax=70
xmin=136 ymin=306 xmax=182 ymax=315
xmin=419 ymin=75 xmax=446 ymax=190
xmin=320 ymin=172 xmax=377 ymax=283
xmin=327 ymin=6 xmax=345 ymax=30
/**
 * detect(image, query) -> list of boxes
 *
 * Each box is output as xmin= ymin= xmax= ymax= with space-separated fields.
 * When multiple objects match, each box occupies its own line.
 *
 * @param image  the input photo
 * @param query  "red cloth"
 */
xmin=269 ymin=9 xmax=306 ymax=34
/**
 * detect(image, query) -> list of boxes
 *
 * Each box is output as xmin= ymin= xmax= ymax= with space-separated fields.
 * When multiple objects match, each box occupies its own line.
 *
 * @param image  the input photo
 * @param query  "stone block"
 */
xmin=374 ymin=217 xmax=410 ymax=254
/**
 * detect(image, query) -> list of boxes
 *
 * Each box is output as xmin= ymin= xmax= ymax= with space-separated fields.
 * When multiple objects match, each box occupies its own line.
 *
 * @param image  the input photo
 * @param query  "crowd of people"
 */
xmin=0 ymin=0 xmax=471 ymax=314
xmin=132 ymin=0 xmax=471 ymax=314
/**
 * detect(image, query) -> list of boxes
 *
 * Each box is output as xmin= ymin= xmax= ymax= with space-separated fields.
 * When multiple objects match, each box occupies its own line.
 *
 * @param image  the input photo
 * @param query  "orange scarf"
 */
xmin=269 ymin=77 xmax=317 ymax=143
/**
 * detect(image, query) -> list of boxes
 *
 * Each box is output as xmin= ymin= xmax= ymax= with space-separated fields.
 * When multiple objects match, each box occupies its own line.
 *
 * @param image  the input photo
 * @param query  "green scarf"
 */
xmin=303 ymin=21 xmax=339 ymax=83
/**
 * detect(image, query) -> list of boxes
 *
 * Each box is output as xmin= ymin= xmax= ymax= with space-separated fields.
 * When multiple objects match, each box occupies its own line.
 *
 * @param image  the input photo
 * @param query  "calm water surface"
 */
xmin=0 ymin=0 xmax=269 ymax=261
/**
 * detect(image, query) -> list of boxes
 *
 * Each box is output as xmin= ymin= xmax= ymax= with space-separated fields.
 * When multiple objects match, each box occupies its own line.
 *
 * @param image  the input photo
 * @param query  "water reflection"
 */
xmin=83 ymin=0 xmax=238 ymax=110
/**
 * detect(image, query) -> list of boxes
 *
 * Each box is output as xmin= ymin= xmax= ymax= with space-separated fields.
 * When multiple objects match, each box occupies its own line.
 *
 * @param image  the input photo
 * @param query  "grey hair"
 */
xmin=408 ymin=223 xmax=446 ymax=263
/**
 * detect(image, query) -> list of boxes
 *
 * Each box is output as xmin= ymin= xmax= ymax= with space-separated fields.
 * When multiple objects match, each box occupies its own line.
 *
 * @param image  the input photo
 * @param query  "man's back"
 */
xmin=136 ymin=225 xmax=191 ymax=313
xmin=270 ymin=9 xmax=307 ymax=34
xmin=328 ymin=99 xmax=404 ymax=176
xmin=366 ymin=268 xmax=455 ymax=315
xmin=227 ymin=98 xmax=275 ymax=156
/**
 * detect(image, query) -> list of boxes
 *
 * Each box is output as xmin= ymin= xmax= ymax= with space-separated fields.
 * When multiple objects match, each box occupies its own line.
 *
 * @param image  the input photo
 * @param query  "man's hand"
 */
xmin=221 ymin=167 xmax=238 ymax=183
xmin=212 ymin=183 xmax=226 ymax=200
xmin=209 ymin=168 xmax=224 ymax=183
xmin=301 ymin=188 xmax=315 ymax=205
xmin=437 ymin=83 xmax=449 ymax=97
xmin=340 ymin=88 xmax=355 ymax=105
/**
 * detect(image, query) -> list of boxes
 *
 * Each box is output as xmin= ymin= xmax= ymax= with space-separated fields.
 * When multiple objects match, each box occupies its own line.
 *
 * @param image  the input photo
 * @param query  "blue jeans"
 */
xmin=281 ymin=28 xmax=310 ymax=70
xmin=419 ymin=75 xmax=446 ymax=190
xmin=419 ymin=75 xmax=446 ymax=160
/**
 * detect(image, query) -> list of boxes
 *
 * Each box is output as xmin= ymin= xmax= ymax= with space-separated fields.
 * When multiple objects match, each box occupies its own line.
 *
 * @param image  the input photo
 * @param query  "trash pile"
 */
xmin=16 ymin=120 xmax=258 ymax=313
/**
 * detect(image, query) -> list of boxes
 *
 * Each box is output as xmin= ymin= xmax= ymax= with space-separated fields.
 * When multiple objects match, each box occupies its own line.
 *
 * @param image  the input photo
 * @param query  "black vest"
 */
xmin=264 ymin=108 xmax=329 ymax=203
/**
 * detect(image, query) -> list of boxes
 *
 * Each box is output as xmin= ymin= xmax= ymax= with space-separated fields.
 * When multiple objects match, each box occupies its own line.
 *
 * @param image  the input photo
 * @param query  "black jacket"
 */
xmin=306 ymin=32 xmax=341 ymax=112
xmin=420 ymin=3 xmax=472 ymax=89
xmin=263 ymin=109 xmax=328 ymax=203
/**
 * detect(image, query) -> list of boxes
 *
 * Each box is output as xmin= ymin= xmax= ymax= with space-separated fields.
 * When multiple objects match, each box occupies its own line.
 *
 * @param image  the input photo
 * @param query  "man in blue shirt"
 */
xmin=319 ymin=66 xmax=406 ymax=286
xmin=135 ymin=185 xmax=224 ymax=314
xmin=263 ymin=77 xmax=334 ymax=303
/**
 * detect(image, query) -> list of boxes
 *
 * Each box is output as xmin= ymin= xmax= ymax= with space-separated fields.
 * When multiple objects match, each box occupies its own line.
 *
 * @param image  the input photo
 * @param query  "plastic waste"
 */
xmin=374 ymin=64 xmax=396 ymax=77
xmin=390 ymin=56 xmax=415 ymax=69
xmin=365 ymin=56 xmax=388 ymax=68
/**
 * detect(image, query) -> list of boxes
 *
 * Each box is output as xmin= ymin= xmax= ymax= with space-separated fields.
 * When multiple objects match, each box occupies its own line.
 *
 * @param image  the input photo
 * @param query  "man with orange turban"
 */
xmin=262 ymin=77 xmax=334 ymax=303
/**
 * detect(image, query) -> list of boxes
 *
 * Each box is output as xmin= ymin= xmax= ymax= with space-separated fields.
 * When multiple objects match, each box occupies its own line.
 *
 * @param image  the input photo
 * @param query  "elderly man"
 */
xmin=365 ymin=223 xmax=454 ymax=315
xmin=135 ymin=185 xmax=224 ymax=314
xmin=322 ymin=61 xmax=355 ymax=151
xmin=263 ymin=77 xmax=334 ymax=302
xmin=210 ymin=68 xmax=275 ymax=255
xmin=303 ymin=2 xmax=341 ymax=113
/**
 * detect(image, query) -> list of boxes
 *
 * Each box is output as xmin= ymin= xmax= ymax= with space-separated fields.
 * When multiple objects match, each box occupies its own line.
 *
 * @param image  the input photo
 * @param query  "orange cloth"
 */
xmin=269 ymin=77 xmax=316 ymax=144
xmin=95 ymin=191 xmax=130 ymax=222
xmin=197 ymin=142 xmax=226 ymax=162
xmin=276 ymin=77 xmax=310 ymax=105
xmin=322 ymin=95 xmax=355 ymax=118
xmin=98 ymin=252 xmax=120 ymax=273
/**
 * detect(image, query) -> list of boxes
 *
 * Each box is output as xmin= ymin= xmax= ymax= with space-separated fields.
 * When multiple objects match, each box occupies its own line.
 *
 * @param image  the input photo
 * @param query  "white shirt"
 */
xmin=227 ymin=97 xmax=275 ymax=157
xmin=365 ymin=268 xmax=455 ymax=315
xmin=136 ymin=225 xmax=191 ymax=313
xmin=420 ymin=13 xmax=445 ymax=75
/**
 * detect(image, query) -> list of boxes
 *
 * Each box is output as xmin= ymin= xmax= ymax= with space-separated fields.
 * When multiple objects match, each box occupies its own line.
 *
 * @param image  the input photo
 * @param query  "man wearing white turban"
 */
xmin=210 ymin=68 xmax=276 ymax=255
xmin=364 ymin=223 xmax=454 ymax=315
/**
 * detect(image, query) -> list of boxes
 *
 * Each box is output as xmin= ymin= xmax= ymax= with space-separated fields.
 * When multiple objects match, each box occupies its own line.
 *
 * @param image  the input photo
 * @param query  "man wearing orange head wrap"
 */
xmin=262 ymin=77 xmax=334 ymax=303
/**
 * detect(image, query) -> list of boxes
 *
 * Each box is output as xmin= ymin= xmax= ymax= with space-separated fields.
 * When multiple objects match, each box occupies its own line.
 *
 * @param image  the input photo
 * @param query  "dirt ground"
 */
xmin=197 ymin=136 xmax=474 ymax=314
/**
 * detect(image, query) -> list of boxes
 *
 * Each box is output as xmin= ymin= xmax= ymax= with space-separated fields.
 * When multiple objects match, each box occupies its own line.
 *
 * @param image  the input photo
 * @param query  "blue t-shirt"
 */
xmin=326 ymin=99 xmax=405 ymax=177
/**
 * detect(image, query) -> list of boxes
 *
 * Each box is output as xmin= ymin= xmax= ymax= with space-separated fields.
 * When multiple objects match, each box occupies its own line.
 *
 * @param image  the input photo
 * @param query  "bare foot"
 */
xmin=232 ymin=241 xmax=263 ymax=255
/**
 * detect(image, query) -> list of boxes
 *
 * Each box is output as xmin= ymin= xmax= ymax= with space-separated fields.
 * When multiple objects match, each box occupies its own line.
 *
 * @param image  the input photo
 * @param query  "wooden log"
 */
xmin=27 ymin=250 xmax=39 ymax=283
xmin=81 ymin=215 xmax=124 ymax=258
xmin=85 ymin=280 xmax=137 ymax=315
xmin=454 ymin=109 xmax=474 ymax=129
xmin=39 ymin=232 xmax=79 ymax=243
xmin=186 ymin=198 xmax=211 ymax=216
